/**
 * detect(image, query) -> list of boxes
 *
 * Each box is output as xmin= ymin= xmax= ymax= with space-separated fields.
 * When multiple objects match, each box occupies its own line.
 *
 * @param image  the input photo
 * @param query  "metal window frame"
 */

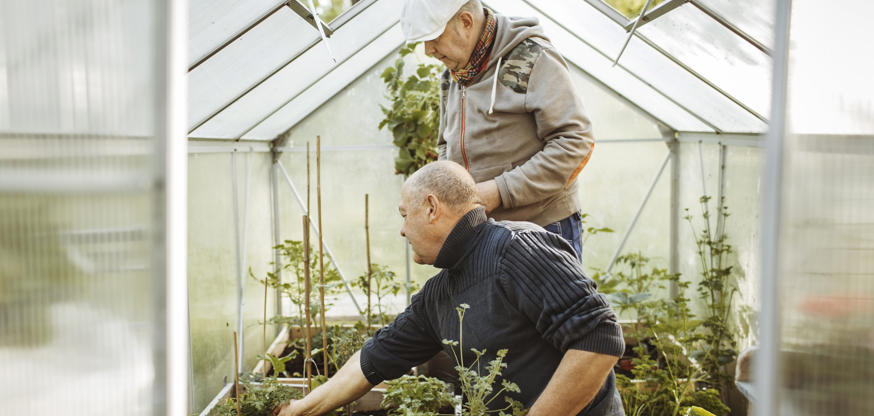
xmin=156 ymin=0 xmax=189 ymax=413
xmin=757 ymin=0 xmax=792 ymax=414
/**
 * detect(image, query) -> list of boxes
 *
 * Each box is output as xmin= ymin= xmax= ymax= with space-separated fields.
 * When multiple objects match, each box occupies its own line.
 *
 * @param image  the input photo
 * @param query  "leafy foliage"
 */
xmin=251 ymin=239 xmax=344 ymax=326
xmin=603 ymin=0 xmax=665 ymax=19
xmin=604 ymin=253 xmax=730 ymax=416
xmin=442 ymin=304 xmax=527 ymax=416
xmin=379 ymin=43 xmax=441 ymax=177
xmin=211 ymin=377 xmax=303 ymax=416
xmin=353 ymin=263 xmax=419 ymax=328
xmin=579 ymin=212 xmax=614 ymax=263
xmin=381 ymin=374 xmax=457 ymax=416
xmin=684 ymin=196 xmax=742 ymax=394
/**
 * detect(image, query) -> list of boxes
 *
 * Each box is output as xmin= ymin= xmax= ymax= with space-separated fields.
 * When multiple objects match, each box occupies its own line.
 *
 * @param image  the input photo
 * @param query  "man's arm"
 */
xmin=494 ymin=47 xmax=594 ymax=210
xmin=527 ymin=350 xmax=618 ymax=416
xmin=275 ymin=350 xmax=372 ymax=416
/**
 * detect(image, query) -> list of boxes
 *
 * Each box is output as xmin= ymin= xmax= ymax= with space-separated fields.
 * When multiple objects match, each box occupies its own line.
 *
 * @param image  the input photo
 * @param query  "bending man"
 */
xmin=275 ymin=161 xmax=624 ymax=416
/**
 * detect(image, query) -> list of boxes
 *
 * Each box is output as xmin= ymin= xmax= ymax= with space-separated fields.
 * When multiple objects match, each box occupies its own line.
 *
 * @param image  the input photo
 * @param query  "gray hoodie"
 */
xmin=438 ymin=13 xmax=594 ymax=227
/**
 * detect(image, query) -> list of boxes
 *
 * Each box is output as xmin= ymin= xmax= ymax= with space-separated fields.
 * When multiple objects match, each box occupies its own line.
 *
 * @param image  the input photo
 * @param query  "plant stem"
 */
xmin=365 ymin=193 xmax=372 ymax=334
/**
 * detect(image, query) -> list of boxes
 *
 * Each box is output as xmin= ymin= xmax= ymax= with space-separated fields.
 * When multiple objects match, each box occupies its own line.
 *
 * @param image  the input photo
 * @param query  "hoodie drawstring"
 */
xmin=488 ymin=56 xmax=502 ymax=115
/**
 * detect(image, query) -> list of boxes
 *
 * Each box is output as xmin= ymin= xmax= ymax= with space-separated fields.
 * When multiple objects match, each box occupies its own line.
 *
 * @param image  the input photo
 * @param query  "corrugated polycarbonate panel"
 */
xmin=188 ymin=0 xmax=286 ymax=67
xmin=190 ymin=0 xmax=404 ymax=139
xmin=0 ymin=0 xmax=164 ymax=415
xmin=244 ymin=24 xmax=405 ymax=139
xmin=697 ymin=0 xmax=776 ymax=51
xmin=188 ymin=7 xmax=319 ymax=131
xmin=640 ymin=3 xmax=771 ymax=120
xmin=777 ymin=1 xmax=874 ymax=413
xmin=487 ymin=0 xmax=712 ymax=132
xmin=0 ymin=2 xmax=155 ymax=135
xmin=525 ymin=0 xmax=766 ymax=133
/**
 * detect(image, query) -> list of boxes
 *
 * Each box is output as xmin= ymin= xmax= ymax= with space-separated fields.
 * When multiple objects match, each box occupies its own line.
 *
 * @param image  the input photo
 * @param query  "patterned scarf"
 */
xmin=451 ymin=8 xmax=497 ymax=87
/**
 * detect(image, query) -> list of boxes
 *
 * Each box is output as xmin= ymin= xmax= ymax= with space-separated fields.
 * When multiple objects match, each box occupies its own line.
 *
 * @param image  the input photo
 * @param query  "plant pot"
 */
xmin=198 ymin=378 xmax=388 ymax=416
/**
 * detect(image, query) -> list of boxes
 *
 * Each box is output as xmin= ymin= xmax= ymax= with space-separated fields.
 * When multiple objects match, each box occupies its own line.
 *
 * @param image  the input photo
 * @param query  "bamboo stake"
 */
xmin=303 ymin=215 xmax=313 ymax=389
xmin=307 ymin=142 xmax=311 ymax=220
xmin=365 ymin=193 xmax=372 ymax=333
xmin=317 ymin=136 xmax=328 ymax=377
xmin=233 ymin=331 xmax=242 ymax=416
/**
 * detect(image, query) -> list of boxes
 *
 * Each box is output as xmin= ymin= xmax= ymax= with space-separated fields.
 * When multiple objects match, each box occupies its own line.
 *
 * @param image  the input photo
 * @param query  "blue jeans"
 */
xmin=542 ymin=212 xmax=583 ymax=263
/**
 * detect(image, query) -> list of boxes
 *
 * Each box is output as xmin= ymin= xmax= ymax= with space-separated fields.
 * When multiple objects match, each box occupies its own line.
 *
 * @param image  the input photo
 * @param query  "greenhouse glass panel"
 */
xmin=246 ymin=24 xmax=403 ymax=139
xmin=639 ymin=3 xmax=771 ymax=120
xmin=188 ymin=7 xmax=318 ymax=132
xmin=696 ymin=0 xmax=776 ymax=51
xmin=188 ymin=0 xmax=286 ymax=67
xmin=776 ymin=1 xmax=874 ymax=414
xmin=620 ymin=38 xmax=766 ymax=133
xmin=191 ymin=0 xmax=403 ymax=139
xmin=512 ymin=0 xmax=763 ymax=132
xmin=188 ymin=152 xmax=281 ymax=412
xmin=487 ymin=0 xmax=712 ymax=132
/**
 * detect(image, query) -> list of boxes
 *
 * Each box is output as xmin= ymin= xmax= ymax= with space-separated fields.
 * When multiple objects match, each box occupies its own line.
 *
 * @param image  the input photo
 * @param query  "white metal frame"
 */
xmin=158 ymin=0 xmax=189 ymax=413
xmin=757 ymin=0 xmax=792 ymax=414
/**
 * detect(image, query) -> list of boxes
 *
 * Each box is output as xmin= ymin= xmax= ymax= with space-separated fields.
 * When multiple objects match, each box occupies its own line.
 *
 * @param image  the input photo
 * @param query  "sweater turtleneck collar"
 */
xmin=433 ymin=207 xmax=488 ymax=270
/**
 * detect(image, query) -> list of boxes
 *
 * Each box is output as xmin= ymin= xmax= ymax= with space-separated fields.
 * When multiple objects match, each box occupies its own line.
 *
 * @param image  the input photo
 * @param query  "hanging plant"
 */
xmin=378 ymin=43 xmax=441 ymax=177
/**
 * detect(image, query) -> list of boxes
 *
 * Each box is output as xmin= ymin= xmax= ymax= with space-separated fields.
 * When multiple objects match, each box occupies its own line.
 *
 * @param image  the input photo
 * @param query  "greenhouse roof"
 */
xmin=187 ymin=0 xmax=773 ymax=141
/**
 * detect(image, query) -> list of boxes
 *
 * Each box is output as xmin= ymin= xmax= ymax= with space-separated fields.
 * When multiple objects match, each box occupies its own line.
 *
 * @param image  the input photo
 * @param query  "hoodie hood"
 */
xmin=487 ymin=14 xmax=547 ymax=68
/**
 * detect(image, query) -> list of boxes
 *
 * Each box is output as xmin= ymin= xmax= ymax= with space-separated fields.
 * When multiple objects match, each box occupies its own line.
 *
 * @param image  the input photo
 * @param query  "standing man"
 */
xmin=401 ymin=0 xmax=595 ymax=261
xmin=274 ymin=161 xmax=624 ymax=416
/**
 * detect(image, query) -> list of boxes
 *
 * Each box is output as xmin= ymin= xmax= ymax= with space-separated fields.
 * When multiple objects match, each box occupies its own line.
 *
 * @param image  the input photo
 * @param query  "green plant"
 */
xmin=442 ymin=304 xmax=527 ymax=416
xmin=211 ymin=376 xmax=303 ymax=416
xmin=379 ymin=43 xmax=441 ymax=177
xmin=353 ymin=263 xmax=418 ymax=328
xmin=251 ymin=240 xmax=344 ymax=326
xmin=263 ymin=351 xmax=298 ymax=378
xmin=605 ymin=253 xmax=729 ymax=416
xmin=381 ymin=374 xmax=457 ymax=416
xmin=684 ymin=195 xmax=742 ymax=393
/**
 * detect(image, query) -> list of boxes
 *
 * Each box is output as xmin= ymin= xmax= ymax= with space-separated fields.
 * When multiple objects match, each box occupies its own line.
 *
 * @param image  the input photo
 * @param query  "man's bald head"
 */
xmin=404 ymin=161 xmax=480 ymax=214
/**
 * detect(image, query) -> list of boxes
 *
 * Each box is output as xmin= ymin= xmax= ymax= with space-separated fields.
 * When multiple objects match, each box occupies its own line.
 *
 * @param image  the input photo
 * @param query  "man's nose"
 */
xmin=423 ymin=41 xmax=436 ymax=56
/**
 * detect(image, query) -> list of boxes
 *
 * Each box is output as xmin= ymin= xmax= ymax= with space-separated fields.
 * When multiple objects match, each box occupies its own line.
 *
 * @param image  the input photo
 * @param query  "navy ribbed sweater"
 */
xmin=360 ymin=207 xmax=625 ymax=415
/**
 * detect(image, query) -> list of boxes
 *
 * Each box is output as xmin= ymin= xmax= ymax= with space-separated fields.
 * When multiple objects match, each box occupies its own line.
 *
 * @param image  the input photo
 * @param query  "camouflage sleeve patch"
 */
xmin=498 ymin=38 xmax=544 ymax=94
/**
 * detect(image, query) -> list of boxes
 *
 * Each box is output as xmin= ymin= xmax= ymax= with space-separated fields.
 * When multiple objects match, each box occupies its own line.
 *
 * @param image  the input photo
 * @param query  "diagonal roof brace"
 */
xmin=621 ymin=0 xmax=688 ymax=32
xmin=287 ymin=0 xmax=334 ymax=37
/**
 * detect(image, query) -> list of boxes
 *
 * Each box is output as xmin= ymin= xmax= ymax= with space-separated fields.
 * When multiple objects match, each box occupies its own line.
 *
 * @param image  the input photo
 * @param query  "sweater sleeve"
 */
xmin=497 ymin=230 xmax=624 ymax=357
xmin=494 ymin=46 xmax=595 ymax=209
xmin=359 ymin=291 xmax=442 ymax=385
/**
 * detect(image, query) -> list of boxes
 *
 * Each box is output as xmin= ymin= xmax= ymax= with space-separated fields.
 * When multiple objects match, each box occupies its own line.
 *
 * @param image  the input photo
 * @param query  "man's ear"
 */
xmin=457 ymin=11 xmax=475 ymax=31
xmin=424 ymin=194 xmax=440 ymax=223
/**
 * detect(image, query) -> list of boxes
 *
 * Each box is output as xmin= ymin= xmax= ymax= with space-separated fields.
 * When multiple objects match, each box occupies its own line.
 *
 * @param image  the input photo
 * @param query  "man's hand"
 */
xmin=476 ymin=180 xmax=501 ymax=213
xmin=273 ymin=400 xmax=296 ymax=416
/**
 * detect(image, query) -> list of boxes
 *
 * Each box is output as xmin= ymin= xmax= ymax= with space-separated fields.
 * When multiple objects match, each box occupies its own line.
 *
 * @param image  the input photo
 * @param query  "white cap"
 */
xmin=400 ymin=0 xmax=470 ymax=43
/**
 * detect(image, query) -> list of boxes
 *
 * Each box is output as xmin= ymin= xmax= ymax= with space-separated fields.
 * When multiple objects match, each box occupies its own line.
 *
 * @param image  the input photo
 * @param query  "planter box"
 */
xmin=198 ymin=378 xmax=387 ymax=416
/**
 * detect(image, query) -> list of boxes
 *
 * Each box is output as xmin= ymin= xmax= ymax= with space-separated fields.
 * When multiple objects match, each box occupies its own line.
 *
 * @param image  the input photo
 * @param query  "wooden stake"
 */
xmin=306 ymin=141 xmax=311 ymax=218
xmin=233 ymin=331 xmax=242 ymax=416
xmin=317 ymin=136 xmax=328 ymax=377
xmin=303 ymin=215 xmax=313 ymax=389
xmin=365 ymin=193 xmax=372 ymax=333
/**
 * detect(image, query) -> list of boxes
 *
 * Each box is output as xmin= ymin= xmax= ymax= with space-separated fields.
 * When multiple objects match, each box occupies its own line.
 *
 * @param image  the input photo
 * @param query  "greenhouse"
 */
xmin=1 ymin=0 xmax=872 ymax=415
